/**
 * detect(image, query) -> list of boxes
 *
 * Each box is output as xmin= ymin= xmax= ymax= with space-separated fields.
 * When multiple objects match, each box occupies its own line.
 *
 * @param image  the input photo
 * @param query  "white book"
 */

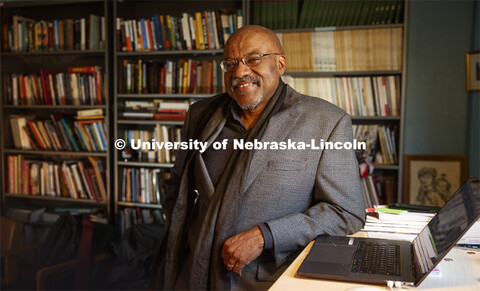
xmin=150 ymin=19 xmax=158 ymax=51
xmin=161 ymin=125 xmax=170 ymax=163
xmin=325 ymin=31 xmax=336 ymax=71
xmin=124 ymin=20 xmax=131 ymax=52
xmin=48 ymin=164 xmax=55 ymax=196
xmin=100 ymin=16 xmax=106 ymax=49
xmin=54 ymin=164 xmax=61 ymax=197
xmin=71 ymin=164 xmax=86 ymax=199
xmin=133 ymin=19 xmax=140 ymax=52
xmin=80 ymin=18 xmax=86 ymax=50
xmin=182 ymin=13 xmax=192 ymax=50
xmin=188 ymin=16 xmax=196 ymax=49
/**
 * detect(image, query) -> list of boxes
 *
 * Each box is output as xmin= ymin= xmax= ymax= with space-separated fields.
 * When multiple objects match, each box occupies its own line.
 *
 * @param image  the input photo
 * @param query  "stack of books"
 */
xmin=121 ymin=100 xmax=190 ymax=121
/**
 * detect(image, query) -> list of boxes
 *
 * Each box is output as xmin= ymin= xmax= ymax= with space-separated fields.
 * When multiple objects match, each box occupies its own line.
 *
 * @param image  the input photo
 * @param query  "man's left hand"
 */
xmin=221 ymin=226 xmax=265 ymax=276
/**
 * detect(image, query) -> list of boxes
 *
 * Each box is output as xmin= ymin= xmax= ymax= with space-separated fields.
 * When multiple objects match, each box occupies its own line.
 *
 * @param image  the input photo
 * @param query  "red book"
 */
xmin=40 ymin=70 xmax=53 ymax=105
xmin=48 ymin=22 xmax=54 ymax=51
xmin=27 ymin=121 xmax=47 ymax=149
xmin=189 ymin=61 xmax=199 ymax=93
xmin=160 ymin=66 xmax=165 ymax=94
xmin=85 ymin=167 xmax=100 ymax=202
xmin=3 ymin=23 xmax=8 ymax=51
xmin=19 ymin=74 xmax=27 ymax=105
xmin=146 ymin=19 xmax=154 ymax=52
xmin=95 ymin=71 xmax=102 ymax=104
xmin=152 ymin=112 xmax=186 ymax=122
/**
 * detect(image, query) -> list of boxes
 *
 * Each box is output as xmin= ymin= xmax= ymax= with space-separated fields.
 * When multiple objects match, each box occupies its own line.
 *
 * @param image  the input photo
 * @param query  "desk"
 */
xmin=270 ymin=242 xmax=480 ymax=291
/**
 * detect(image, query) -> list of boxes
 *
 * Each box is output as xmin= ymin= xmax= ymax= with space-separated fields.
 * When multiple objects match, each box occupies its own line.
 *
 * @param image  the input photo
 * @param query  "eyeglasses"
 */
xmin=220 ymin=52 xmax=281 ymax=72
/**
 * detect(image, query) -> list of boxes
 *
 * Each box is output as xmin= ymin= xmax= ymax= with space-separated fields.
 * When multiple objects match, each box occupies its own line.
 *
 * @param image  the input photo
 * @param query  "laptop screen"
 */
xmin=412 ymin=175 xmax=480 ymax=283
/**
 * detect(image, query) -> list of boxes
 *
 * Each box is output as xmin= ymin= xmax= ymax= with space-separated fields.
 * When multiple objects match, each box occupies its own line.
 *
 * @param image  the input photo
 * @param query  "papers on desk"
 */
xmin=363 ymin=207 xmax=433 ymax=242
xmin=458 ymin=220 xmax=480 ymax=245
xmin=364 ymin=207 xmax=480 ymax=245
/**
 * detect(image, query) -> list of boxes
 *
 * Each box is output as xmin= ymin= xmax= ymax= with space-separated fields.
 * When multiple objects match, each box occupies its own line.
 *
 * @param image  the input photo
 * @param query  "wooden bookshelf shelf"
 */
xmin=117 ymin=201 xmax=163 ymax=209
xmin=117 ymin=94 xmax=215 ymax=99
xmin=0 ymin=0 xmax=104 ymax=8
xmin=1 ymin=50 xmax=106 ymax=56
xmin=4 ymin=149 xmax=107 ymax=157
xmin=117 ymin=120 xmax=183 ymax=126
xmin=351 ymin=116 xmax=401 ymax=121
xmin=117 ymin=161 xmax=173 ymax=168
xmin=116 ymin=49 xmax=223 ymax=57
xmin=3 ymin=105 xmax=107 ymax=109
xmin=274 ymin=23 xmax=404 ymax=34
xmin=284 ymin=71 xmax=403 ymax=77
xmin=4 ymin=193 xmax=107 ymax=205
xmin=373 ymin=165 xmax=400 ymax=170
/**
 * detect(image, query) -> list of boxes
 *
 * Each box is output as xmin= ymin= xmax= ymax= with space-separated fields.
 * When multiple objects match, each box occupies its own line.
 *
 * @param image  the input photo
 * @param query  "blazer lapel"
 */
xmin=193 ymin=101 xmax=228 ymax=198
xmin=243 ymin=89 xmax=303 ymax=192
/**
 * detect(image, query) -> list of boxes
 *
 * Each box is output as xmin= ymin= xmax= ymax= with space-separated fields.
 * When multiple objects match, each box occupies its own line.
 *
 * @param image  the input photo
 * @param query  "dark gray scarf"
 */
xmin=185 ymin=80 xmax=288 ymax=290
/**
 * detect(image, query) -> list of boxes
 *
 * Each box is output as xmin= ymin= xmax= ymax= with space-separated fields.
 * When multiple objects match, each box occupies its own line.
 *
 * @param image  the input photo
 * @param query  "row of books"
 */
xmin=282 ymin=75 xmax=401 ymax=117
xmin=9 ymin=111 xmax=107 ymax=152
xmin=5 ymin=66 xmax=105 ymax=106
xmin=118 ymin=207 xmax=165 ymax=235
xmin=7 ymin=155 xmax=106 ymax=202
xmin=120 ymin=125 xmax=182 ymax=164
xmin=120 ymin=167 xmax=170 ymax=205
xmin=353 ymin=124 xmax=398 ymax=166
xmin=121 ymin=100 xmax=190 ymax=121
xmin=120 ymin=59 xmax=224 ymax=95
xmin=3 ymin=14 xmax=106 ymax=52
xmin=278 ymin=27 xmax=402 ymax=72
xmin=252 ymin=0 xmax=404 ymax=29
xmin=361 ymin=174 xmax=397 ymax=208
xmin=116 ymin=10 xmax=242 ymax=52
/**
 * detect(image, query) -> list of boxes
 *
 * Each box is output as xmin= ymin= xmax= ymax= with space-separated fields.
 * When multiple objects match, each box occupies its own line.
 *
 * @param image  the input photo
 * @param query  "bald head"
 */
xmin=224 ymin=25 xmax=284 ymax=57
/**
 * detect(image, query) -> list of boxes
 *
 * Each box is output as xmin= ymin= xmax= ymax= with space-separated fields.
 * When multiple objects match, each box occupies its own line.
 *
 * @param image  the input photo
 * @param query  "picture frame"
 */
xmin=466 ymin=51 xmax=480 ymax=91
xmin=403 ymin=155 xmax=468 ymax=206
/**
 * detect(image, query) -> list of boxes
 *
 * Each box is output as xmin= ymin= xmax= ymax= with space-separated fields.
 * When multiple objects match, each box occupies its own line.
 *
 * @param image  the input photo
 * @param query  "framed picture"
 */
xmin=466 ymin=51 xmax=480 ymax=91
xmin=403 ymin=155 xmax=468 ymax=206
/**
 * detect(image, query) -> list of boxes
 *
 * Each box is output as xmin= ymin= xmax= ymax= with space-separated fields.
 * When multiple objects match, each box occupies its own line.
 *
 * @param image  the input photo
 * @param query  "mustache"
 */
xmin=231 ymin=75 xmax=260 ymax=88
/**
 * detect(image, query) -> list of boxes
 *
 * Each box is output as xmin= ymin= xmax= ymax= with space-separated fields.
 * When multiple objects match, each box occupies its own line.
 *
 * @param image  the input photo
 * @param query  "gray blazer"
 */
xmin=157 ymin=85 xmax=365 ymax=290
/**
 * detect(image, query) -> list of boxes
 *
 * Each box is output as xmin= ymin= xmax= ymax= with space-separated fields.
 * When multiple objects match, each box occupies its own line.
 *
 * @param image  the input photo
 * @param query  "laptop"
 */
xmin=297 ymin=175 xmax=480 ymax=286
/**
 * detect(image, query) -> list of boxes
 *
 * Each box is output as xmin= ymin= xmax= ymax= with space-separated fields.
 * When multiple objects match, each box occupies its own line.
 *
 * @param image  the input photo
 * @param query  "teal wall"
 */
xmin=404 ymin=0 xmax=479 ymax=176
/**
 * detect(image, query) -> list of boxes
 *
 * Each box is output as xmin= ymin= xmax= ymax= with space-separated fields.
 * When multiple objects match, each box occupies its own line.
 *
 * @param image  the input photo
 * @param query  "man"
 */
xmin=153 ymin=25 xmax=365 ymax=290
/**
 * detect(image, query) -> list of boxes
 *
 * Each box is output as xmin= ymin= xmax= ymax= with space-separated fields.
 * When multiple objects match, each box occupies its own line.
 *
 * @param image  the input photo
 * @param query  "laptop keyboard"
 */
xmin=350 ymin=241 xmax=401 ymax=276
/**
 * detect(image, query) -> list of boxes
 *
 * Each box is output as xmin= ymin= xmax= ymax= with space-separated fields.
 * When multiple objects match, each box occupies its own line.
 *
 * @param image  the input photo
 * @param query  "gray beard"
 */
xmin=237 ymin=92 xmax=263 ymax=111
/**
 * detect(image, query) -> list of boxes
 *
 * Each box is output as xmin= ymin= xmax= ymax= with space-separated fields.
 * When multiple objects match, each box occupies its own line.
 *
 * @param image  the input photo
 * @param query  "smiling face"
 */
xmin=223 ymin=26 xmax=286 ymax=113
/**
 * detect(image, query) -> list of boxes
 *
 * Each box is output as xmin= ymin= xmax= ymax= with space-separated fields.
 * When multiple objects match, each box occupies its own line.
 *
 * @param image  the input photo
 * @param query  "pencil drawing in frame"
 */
xmin=466 ymin=51 xmax=480 ymax=91
xmin=403 ymin=155 xmax=467 ymax=207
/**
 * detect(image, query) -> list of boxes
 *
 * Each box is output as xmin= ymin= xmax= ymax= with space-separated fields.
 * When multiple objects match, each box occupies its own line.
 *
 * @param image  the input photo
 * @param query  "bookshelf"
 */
xmin=0 ymin=0 xmax=409 ymax=230
xmin=260 ymin=0 xmax=408 ymax=206
xmin=112 ymin=0 xmax=245 ymax=233
xmin=0 ymin=0 xmax=112 ymax=219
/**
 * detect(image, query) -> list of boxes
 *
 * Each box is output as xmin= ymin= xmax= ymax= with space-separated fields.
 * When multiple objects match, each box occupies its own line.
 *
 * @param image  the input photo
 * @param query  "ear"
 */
xmin=278 ymin=54 xmax=286 ymax=75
